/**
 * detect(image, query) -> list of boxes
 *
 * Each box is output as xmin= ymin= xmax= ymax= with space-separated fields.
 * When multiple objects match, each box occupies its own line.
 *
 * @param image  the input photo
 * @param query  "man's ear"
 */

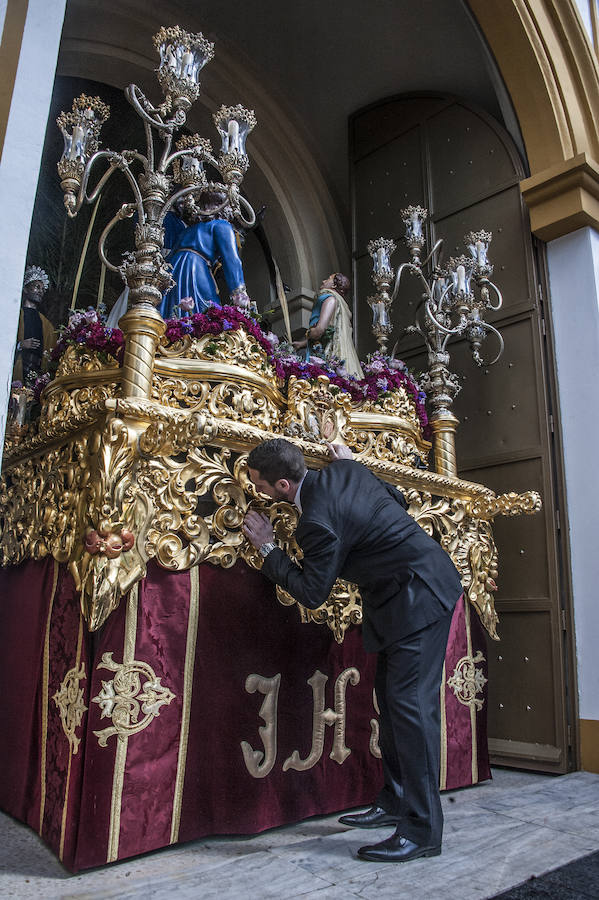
xmin=275 ymin=478 xmax=291 ymax=495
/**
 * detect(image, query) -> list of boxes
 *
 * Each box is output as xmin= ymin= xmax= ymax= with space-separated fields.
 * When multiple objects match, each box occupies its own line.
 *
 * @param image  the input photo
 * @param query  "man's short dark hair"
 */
xmin=247 ymin=438 xmax=307 ymax=484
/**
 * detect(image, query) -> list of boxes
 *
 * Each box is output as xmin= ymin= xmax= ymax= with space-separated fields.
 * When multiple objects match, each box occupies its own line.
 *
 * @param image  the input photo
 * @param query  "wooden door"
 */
xmin=350 ymin=95 xmax=576 ymax=772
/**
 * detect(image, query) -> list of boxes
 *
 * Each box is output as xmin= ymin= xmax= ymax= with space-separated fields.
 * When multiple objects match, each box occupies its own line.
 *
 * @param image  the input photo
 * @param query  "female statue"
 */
xmin=293 ymin=273 xmax=363 ymax=377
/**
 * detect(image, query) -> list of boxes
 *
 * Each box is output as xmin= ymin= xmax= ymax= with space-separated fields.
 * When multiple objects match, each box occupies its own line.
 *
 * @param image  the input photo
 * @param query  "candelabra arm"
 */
xmin=124 ymin=149 xmax=150 ymax=172
xmin=83 ymin=152 xmax=145 ymax=221
xmin=422 ymin=237 xmax=444 ymax=270
xmin=483 ymin=279 xmax=503 ymax=312
xmin=473 ymin=322 xmax=504 ymax=367
xmin=234 ymin=192 xmax=256 ymax=228
xmin=158 ymin=132 xmax=174 ymax=173
xmin=425 ymin=298 xmax=461 ymax=337
xmin=163 ymin=146 xmax=204 ymax=173
xmin=98 ymin=204 xmax=136 ymax=274
xmin=125 ymin=84 xmax=169 ymax=132
xmin=144 ymin=121 xmax=155 ymax=171
xmin=391 ymin=261 xmax=429 ymax=302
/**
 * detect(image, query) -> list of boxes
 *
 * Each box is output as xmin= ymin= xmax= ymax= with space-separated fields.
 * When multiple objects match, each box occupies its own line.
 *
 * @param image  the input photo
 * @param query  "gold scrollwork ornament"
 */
xmin=92 ymin=651 xmax=176 ymax=746
xmin=447 ymin=651 xmax=487 ymax=711
xmin=53 ymin=662 xmax=88 ymax=754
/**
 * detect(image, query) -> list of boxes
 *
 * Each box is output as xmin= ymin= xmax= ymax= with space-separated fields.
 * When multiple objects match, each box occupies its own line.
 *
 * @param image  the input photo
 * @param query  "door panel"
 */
xmin=350 ymin=95 xmax=573 ymax=772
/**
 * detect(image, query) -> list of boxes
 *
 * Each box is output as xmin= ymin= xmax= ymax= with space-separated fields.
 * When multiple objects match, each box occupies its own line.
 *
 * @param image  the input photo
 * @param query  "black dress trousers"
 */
xmin=374 ymin=608 xmax=453 ymax=847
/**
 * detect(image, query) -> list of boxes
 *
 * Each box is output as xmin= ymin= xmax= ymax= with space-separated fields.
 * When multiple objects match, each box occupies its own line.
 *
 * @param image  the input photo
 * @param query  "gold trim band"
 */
xmin=439 ymin=661 xmax=447 ymax=791
xmin=39 ymin=560 xmax=59 ymax=835
xmin=106 ymin=582 xmax=139 ymax=863
xmin=59 ymin=614 xmax=84 ymax=860
xmin=170 ymin=565 xmax=200 ymax=843
xmin=465 ymin=601 xmax=479 ymax=784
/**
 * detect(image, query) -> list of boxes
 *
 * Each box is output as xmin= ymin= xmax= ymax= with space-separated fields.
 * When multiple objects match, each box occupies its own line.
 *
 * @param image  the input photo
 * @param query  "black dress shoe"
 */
xmin=338 ymin=806 xmax=398 ymax=829
xmin=357 ymin=833 xmax=441 ymax=863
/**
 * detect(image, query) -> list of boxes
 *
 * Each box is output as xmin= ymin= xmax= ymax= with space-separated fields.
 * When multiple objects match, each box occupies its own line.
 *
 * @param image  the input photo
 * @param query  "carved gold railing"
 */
xmin=0 ymin=328 xmax=541 ymax=641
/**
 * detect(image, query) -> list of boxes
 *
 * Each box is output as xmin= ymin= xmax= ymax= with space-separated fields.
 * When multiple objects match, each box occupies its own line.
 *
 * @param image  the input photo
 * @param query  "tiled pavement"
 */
xmin=1 ymin=768 xmax=598 ymax=899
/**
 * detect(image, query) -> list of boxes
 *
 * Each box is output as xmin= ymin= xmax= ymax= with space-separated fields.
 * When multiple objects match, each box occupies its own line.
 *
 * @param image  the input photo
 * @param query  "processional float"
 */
xmin=0 ymin=26 xmax=540 ymax=870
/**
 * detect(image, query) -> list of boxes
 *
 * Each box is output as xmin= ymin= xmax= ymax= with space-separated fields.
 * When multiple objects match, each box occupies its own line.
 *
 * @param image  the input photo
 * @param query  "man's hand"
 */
xmin=243 ymin=510 xmax=275 ymax=549
xmin=327 ymin=442 xmax=353 ymax=461
xmin=21 ymin=337 xmax=41 ymax=350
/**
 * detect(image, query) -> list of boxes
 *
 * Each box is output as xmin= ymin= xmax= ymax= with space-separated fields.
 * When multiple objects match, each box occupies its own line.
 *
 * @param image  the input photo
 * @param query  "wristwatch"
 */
xmin=259 ymin=541 xmax=277 ymax=558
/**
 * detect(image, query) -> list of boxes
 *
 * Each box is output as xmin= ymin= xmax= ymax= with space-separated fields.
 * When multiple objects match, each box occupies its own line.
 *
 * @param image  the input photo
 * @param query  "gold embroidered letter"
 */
xmin=283 ymin=667 xmax=360 ymax=771
xmin=369 ymin=688 xmax=382 ymax=758
xmin=241 ymin=673 xmax=281 ymax=778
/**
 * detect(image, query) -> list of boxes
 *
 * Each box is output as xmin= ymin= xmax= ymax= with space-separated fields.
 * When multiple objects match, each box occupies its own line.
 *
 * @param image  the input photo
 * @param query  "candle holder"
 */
xmin=366 ymin=207 xmax=504 ymax=476
xmin=366 ymin=237 xmax=396 ymax=353
xmin=56 ymin=26 xmax=258 ymax=399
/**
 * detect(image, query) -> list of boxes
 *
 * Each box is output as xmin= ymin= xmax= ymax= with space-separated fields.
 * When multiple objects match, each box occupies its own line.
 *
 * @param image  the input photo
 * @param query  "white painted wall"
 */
xmin=574 ymin=0 xmax=594 ymax=37
xmin=547 ymin=227 xmax=599 ymax=721
xmin=0 ymin=0 xmax=66 ymax=455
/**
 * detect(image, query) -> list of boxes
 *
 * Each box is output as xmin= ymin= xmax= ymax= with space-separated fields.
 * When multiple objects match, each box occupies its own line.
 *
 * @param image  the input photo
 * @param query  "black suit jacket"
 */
xmin=262 ymin=459 xmax=462 ymax=651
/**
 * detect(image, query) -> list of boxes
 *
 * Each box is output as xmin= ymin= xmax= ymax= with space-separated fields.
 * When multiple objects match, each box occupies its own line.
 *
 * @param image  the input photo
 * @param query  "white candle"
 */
xmin=228 ymin=119 xmax=239 ymax=152
xmin=457 ymin=264 xmax=466 ymax=292
xmin=476 ymin=240 xmax=485 ymax=266
xmin=410 ymin=213 xmax=422 ymax=239
xmin=181 ymin=50 xmax=194 ymax=77
xmin=70 ymin=124 xmax=85 ymax=160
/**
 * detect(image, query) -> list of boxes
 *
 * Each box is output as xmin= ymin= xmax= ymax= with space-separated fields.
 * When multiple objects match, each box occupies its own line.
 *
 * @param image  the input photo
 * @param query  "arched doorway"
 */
xmin=350 ymin=94 xmax=575 ymax=772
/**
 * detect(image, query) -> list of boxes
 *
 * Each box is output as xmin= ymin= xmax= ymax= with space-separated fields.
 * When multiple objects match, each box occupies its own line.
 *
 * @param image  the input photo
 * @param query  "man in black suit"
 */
xmin=243 ymin=438 xmax=463 ymax=863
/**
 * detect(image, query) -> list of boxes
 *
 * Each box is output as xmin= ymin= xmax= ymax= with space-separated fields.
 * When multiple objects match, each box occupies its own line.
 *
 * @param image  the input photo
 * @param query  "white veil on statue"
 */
xmin=326 ymin=289 xmax=364 ymax=379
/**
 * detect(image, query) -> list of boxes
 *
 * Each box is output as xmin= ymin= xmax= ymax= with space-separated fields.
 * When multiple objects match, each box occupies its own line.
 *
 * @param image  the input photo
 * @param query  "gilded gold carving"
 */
xmin=283 ymin=667 xmax=360 ymax=771
xmin=54 ymin=345 xmax=121 ymax=378
xmin=153 ymin=377 xmax=279 ymax=430
xmin=345 ymin=426 xmax=424 ymax=467
xmin=53 ymin=662 xmax=87 ymax=754
xmin=73 ymin=417 xmax=155 ymax=630
xmin=282 ymin=375 xmax=353 ymax=443
xmin=277 ymin=580 xmax=363 ymax=645
xmin=468 ymin=491 xmax=543 ymax=519
xmin=241 ymin=673 xmax=281 ymax=778
xmin=157 ymin=328 xmax=273 ymax=378
xmin=447 ymin=651 xmax=487 ymax=711
xmin=0 ymin=330 xmax=541 ymax=641
xmin=92 ymin=650 xmax=175 ymax=746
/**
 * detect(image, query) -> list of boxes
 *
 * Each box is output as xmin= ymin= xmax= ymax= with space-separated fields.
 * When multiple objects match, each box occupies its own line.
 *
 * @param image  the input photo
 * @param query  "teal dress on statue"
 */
xmin=305 ymin=291 xmax=335 ymax=362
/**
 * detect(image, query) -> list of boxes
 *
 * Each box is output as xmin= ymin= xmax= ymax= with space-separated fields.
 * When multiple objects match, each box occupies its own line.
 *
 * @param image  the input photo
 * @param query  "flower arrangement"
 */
xmin=44 ymin=303 xmax=429 ymax=436
xmin=163 ymin=304 xmax=273 ymax=355
xmin=160 ymin=308 xmax=428 ymax=431
xmin=50 ymin=307 xmax=125 ymax=366
xmin=270 ymin=345 xmax=429 ymax=433
xmin=31 ymin=372 xmax=51 ymax=403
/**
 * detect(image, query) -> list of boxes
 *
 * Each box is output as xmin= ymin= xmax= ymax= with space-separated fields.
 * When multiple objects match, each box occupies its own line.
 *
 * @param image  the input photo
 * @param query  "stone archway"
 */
xmin=468 ymin=0 xmax=599 ymax=240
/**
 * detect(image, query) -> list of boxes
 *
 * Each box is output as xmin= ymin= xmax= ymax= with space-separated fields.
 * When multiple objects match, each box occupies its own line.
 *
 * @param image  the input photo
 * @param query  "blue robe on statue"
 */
xmin=305 ymin=291 xmax=333 ymax=362
xmin=159 ymin=218 xmax=246 ymax=318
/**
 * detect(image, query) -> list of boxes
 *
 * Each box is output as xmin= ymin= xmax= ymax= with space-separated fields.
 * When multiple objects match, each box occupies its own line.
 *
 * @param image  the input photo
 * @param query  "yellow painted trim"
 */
xmin=468 ymin=0 xmax=599 ymax=237
xmin=39 ymin=560 xmax=59 ymax=835
xmin=520 ymin=152 xmax=599 ymax=240
xmin=580 ymin=718 xmax=599 ymax=772
xmin=170 ymin=566 xmax=200 ymax=844
xmin=0 ymin=0 xmax=29 ymax=161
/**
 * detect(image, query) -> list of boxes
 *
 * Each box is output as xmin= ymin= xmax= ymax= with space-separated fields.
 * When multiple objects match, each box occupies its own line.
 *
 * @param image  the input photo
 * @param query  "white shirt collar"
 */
xmin=293 ymin=471 xmax=308 ymax=514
